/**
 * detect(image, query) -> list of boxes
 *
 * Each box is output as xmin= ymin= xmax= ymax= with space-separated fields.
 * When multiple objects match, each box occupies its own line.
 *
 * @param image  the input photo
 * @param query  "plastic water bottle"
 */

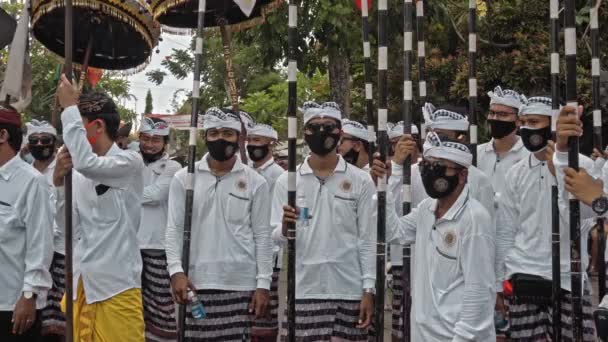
xmin=297 ymin=194 xmax=309 ymax=229
xmin=494 ymin=310 xmax=509 ymax=334
xmin=188 ymin=290 xmax=206 ymax=320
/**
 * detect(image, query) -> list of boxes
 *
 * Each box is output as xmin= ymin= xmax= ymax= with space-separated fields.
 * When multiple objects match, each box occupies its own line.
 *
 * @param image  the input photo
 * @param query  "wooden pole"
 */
xmin=177 ymin=0 xmax=205 ymax=340
xmin=468 ymin=0 xmax=478 ymax=166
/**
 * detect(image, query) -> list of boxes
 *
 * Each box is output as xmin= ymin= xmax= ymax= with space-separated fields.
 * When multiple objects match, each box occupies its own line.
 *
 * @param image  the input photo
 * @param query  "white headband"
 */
xmin=488 ymin=86 xmax=527 ymax=110
xmin=249 ymin=123 xmax=278 ymax=140
xmin=422 ymin=102 xmax=469 ymax=132
xmin=140 ymin=117 xmax=170 ymax=136
xmin=342 ymin=118 xmax=376 ymax=142
xmin=423 ymin=131 xmax=472 ymax=168
xmin=26 ymin=119 xmax=56 ymax=139
xmin=519 ymin=96 xmax=553 ymax=117
xmin=202 ymin=107 xmax=242 ymax=132
xmin=239 ymin=110 xmax=255 ymax=130
xmin=387 ymin=121 xmax=419 ymax=139
xmin=301 ymin=101 xmax=342 ymax=125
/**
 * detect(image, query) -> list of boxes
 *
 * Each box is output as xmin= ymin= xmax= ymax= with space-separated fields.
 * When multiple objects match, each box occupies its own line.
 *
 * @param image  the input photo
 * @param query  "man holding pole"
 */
xmin=166 ymin=107 xmax=272 ymax=341
xmin=0 ymin=106 xmax=53 ymax=341
xmin=54 ymin=76 xmax=146 ymax=341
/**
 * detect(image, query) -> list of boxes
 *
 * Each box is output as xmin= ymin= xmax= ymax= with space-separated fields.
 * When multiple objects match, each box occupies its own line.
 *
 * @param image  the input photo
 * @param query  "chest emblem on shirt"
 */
xmin=340 ymin=180 xmax=352 ymax=193
xmin=443 ymin=230 xmax=457 ymax=247
xmin=236 ymin=179 xmax=248 ymax=192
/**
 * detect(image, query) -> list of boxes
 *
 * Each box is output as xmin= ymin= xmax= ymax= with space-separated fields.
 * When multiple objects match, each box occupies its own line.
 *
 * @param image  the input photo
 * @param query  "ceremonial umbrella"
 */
xmin=0 ymin=7 xmax=17 ymax=50
xmin=30 ymin=2 xmax=159 ymax=341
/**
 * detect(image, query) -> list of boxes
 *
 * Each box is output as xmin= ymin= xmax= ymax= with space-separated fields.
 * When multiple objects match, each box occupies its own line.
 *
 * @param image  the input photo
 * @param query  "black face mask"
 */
xmin=488 ymin=119 xmax=517 ymax=139
xmin=207 ymin=139 xmax=239 ymax=162
xmin=520 ymin=126 xmax=552 ymax=153
xmin=29 ymin=144 xmax=54 ymax=161
xmin=342 ymin=148 xmax=359 ymax=165
xmin=305 ymin=131 xmax=340 ymax=156
xmin=140 ymin=147 xmax=164 ymax=164
xmin=419 ymin=161 xmax=461 ymax=199
xmin=247 ymin=144 xmax=270 ymax=162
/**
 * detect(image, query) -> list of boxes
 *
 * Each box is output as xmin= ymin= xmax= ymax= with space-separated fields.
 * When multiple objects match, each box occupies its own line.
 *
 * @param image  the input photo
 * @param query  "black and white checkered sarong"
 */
xmin=141 ymin=250 xmax=177 ymax=340
xmin=41 ymin=252 xmax=66 ymax=336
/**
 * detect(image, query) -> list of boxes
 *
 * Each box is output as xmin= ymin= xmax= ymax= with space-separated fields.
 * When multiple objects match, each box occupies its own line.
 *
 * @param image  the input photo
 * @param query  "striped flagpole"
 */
xmin=287 ymin=1 xmax=298 ymax=341
xmin=177 ymin=0 xmax=205 ymax=341
xmin=591 ymin=0 xmax=606 ymax=301
xmin=564 ymin=0 xmax=583 ymax=340
xmin=376 ymin=0 xmax=388 ymax=340
xmin=468 ymin=0 xmax=478 ymax=166
xmin=360 ymin=0 xmax=375 ymax=161
xmin=416 ymin=0 xmax=426 ymax=149
xmin=401 ymin=1 xmax=414 ymax=342
xmin=550 ymin=1 xmax=562 ymax=340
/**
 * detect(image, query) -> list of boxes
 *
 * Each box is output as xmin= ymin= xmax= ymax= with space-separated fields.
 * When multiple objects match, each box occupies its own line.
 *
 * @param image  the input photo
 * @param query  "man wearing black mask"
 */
xmin=274 ymin=101 xmax=376 ymax=340
xmin=167 ymin=107 xmax=272 ymax=341
xmin=338 ymin=119 xmax=374 ymax=170
xmin=25 ymin=120 xmax=57 ymax=179
xmin=246 ymin=122 xmax=284 ymax=342
xmin=477 ymin=86 xmax=529 ymax=199
xmin=136 ymin=117 xmax=181 ymax=340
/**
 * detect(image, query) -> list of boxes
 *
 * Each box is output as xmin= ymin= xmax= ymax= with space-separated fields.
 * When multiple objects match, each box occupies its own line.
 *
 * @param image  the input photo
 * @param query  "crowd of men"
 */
xmin=1 ymin=72 xmax=608 ymax=342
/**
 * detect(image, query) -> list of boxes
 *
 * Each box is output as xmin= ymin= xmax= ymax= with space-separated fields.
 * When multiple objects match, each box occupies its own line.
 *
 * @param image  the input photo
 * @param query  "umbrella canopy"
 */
xmin=0 ymin=7 xmax=17 ymax=50
xmin=31 ymin=0 xmax=161 ymax=71
xmin=151 ymin=0 xmax=281 ymax=31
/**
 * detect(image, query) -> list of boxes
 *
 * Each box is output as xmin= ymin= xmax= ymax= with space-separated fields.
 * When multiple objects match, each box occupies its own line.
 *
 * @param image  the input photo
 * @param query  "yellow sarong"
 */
xmin=61 ymin=278 xmax=145 ymax=342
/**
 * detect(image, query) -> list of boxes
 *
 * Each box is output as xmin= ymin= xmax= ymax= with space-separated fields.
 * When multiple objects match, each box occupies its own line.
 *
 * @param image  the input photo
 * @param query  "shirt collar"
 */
xmin=197 ymin=153 xmax=245 ymax=173
xmin=528 ymin=153 xmax=551 ymax=169
xmin=426 ymin=185 xmax=470 ymax=222
xmin=255 ymin=157 xmax=276 ymax=171
xmin=299 ymin=155 xmax=348 ymax=175
xmin=485 ymin=136 xmax=525 ymax=154
xmin=0 ymin=154 xmax=24 ymax=181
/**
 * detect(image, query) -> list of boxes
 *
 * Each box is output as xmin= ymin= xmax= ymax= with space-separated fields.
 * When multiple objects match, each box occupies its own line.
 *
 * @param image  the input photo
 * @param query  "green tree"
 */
xmin=144 ymin=89 xmax=153 ymax=114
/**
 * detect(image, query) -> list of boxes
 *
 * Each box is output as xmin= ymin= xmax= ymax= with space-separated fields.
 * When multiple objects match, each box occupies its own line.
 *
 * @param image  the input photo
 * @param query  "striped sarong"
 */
xmin=252 ymin=268 xmax=280 ymax=337
xmin=141 ymin=250 xmax=177 ymax=340
xmin=280 ymin=299 xmax=368 ymax=342
xmin=185 ymin=290 xmax=254 ymax=341
xmin=506 ymin=281 xmax=596 ymax=341
xmin=41 ymin=252 xmax=66 ymax=336
xmin=390 ymin=265 xmax=408 ymax=340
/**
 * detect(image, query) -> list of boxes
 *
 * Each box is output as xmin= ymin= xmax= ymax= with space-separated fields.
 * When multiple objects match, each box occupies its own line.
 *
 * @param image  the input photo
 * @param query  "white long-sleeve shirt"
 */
xmin=271 ymin=155 xmax=377 ymax=300
xmin=387 ymin=186 xmax=496 ymax=342
xmin=137 ymin=154 xmax=181 ymax=250
xmin=33 ymin=158 xmax=65 ymax=255
xmin=0 ymin=155 xmax=53 ymax=310
xmin=253 ymin=157 xmax=285 ymax=269
xmin=477 ymin=137 xmax=528 ymax=199
xmin=497 ymin=153 xmax=594 ymax=292
xmin=165 ymin=154 xmax=273 ymax=290
xmin=55 ymin=106 xmax=144 ymax=304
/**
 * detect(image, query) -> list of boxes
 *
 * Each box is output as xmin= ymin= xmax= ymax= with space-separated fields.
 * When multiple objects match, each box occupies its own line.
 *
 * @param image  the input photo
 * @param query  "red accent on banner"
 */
xmin=87 ymin=68 xmax=103 ymax=87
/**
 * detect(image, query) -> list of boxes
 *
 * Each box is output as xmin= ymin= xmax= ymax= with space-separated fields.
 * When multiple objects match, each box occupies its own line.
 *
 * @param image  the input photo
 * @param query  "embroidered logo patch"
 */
xmin=340 ymin=180 xmax=352 ymax=193
xmin=236 ymin=179 xmax=247 ymax=192
xmin=444 ymin=230 xmax=457 ymax=247
xmin=433 ymin=178 xmax=449 ymax=192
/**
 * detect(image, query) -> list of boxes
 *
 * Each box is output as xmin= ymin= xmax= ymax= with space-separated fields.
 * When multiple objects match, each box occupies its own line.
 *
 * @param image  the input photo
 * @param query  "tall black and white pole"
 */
xmin=177 ymin=1 xmax=205 ymax=341
xmin=468 ymin=0 xmax=478 ymax=166
xmin=416 ymin=0 xmax=426 ymax=145
xmin=360 ymin=0 xmax=375 ymax=161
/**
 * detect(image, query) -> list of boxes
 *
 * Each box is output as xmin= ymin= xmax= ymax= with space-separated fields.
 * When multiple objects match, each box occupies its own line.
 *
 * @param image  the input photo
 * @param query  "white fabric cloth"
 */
xmin=271 ymin=155 xmax=377 ymax=300
xmin=422 ymin=103 xmax=469 ymax=132
xmin=249 ymin=123 xmax=278 ymax=140
xmin=301 ymin=101 xmax=342 ymax=125
xmin=137 ymin=154 xmax=181 ymax=250
xmin=31 ymin=158 xmax=65 ymax=255
xmin=387 ymin=186 xmax=496 ymax=342
xmin=252 ymin=158 xmax=285 ymax=268
xmin=54 ymin=106 xmax=144 ymax=304
xmin=498 ymin=153 xmax=594 ymax=292
xmin=388 ymin=121 xmax=419 ymax=139
xmin=477 ymin=138 xmax=529 ymax=199
xmin=518 ymin=96 xmax=552 ymax=117
xmin=202 ymin=107 xmax=242 ymax=132
xmin=26 ymin=119 xmax=56 ymax=139
xmin=423 ymin=132 xmax=472 ymax=168
xmin=165 ymin=154 xmax=273 ymax=290
xmin=342 ymin=118 xmax=376 ymax=142
xmin=0 ymin=155 xmax=53 ymax=310
xmin=487 ymin=86 xmax=527 ymax=110
xmin=140 ymin=117 xmax=170 ymax=136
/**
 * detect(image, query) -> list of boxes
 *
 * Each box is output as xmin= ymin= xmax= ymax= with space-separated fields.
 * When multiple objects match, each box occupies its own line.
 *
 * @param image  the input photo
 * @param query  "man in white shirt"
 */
xmin=0 ymin=106 xmax=53 ymax=341
xmin=166 ymin=107 xmax=272 ymax=341
xmin=338 ymin=118 xmax=375 ymax=170
xmin=136 ymin=117 xmax=181 ymax=340
xmin=246 ymin=122 xmax=284 ymax=342
xmin=55 ymin=76 xmax=146 ymax=341
xmin=276 ymin=101 xmax=376 ymax=341
xmin=498 ymin=97 xmax=596 ymax=341
xmin=24 ymin=119 xmax=66 ymax=339
xmin=372 ymin=132 xmax=496 ymax=342
xmin=477 ymin=86 xmax=529 ymax=197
